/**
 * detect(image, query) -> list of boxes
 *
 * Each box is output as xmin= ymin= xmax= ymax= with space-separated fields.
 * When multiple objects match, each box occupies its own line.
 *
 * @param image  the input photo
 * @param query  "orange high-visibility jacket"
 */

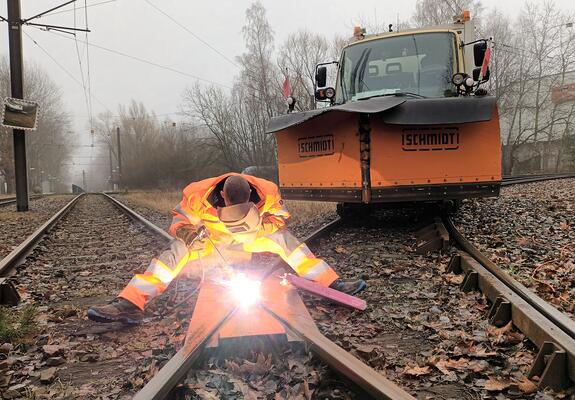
xmin=119 ymin=173 xmax=339 ymax=309
xmin=168 ymin=172 xmax=290 ymax=241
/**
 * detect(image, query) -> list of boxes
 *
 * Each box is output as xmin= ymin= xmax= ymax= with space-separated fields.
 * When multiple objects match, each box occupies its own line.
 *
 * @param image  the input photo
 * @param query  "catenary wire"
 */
xmin=72 ymin=1 xmax=92 ymax=131
xmin=84 ymin=0 xmax=95 ymax=132
xmin=38 ymin=27 xmax=234 ymax=90
xmin=23 ymin=30 xmax=114 ymax=114
xmin=42 ymin=0 xmax=117 ymax=17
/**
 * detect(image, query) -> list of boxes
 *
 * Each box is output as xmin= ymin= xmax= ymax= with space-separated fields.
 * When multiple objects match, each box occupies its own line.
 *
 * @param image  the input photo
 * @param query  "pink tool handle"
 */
xmin=287 ymin=274 xmax=367 ymax=311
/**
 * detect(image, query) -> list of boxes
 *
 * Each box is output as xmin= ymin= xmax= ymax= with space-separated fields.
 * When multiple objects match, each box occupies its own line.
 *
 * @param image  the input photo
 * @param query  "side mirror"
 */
xmin=315 ymin=66 xmax=327 ymax=88
xmin=473 ymin=67 xmax=490 ymax=82
xmin=473 ymin=42 xmax=487 ymax=67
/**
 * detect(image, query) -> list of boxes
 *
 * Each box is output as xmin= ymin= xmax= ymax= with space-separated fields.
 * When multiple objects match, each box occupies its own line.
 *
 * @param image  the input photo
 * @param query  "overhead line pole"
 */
xmin=7 ymin=0 xmax=29 ymax=211
xmin=116 ymin=127 xmax=122 ymax=190
xmin=4 ymin=0 xmax=88 ymax=212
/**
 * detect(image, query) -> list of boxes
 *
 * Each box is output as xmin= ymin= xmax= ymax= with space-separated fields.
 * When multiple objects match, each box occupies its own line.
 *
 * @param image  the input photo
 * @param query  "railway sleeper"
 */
xmin=447 ymin=252 xmax=575 ymax=390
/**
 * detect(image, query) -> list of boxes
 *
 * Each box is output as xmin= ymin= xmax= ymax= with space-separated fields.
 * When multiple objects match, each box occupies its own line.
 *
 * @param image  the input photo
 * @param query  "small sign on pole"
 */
xmin=1 ymin=97 xmax=39 ymax=131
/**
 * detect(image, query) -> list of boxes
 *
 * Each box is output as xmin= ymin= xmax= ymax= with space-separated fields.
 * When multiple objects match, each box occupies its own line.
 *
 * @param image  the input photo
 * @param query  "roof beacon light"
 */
xmin=353 ymin=26 xmax=366 ymax=40
xmin=463 ymin=10 xmax=471 ymax=21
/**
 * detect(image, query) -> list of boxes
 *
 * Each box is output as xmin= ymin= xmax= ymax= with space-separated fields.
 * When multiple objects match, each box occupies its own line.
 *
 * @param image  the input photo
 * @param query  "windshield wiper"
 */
xmin=357 ymin=92 xmax=426 ymax=101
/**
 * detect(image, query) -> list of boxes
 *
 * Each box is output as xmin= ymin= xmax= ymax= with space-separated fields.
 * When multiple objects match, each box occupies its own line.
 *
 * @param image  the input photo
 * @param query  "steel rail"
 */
xmin=0 ymin=194 xmax=85 ymax=276
xmin=445 ymin=217 xmax=575 ymax=341
xmin=103 ymin=194 xmax=412 ymax=399
xmin=107 ymin=176 xmax=575 ymax=396
xmin=0 ymin=198 xmax=16 ymax=206
xmin=133 ymin=305 xmax=238 ymax=400
xmin=445 ymin=217 xmax=575 ymax=387
xmin=262 ymin=302 xmax=414 ymax=399
xmin=0 ymin=194 xmax=48 ymax=207
xmin=501 ymin=173 xmax=575 ymax=186
xmin=101 ymin=193 xmax=173 ymax=242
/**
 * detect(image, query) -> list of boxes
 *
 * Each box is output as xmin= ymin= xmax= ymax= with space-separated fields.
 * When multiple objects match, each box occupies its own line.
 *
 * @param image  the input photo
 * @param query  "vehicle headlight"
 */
xmin=464 ymin=77 xmax=475 ymax=87
xmin=452 ymin=73 xmax=466 ymax=86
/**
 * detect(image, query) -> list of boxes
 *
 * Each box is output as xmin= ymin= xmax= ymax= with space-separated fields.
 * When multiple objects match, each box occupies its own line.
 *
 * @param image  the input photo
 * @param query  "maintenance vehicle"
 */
xmin=267 ymin=11 xmax=501 ymax=216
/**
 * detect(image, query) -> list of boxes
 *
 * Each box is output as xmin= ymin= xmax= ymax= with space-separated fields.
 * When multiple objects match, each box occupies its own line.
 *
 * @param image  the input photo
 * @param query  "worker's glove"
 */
xmin=175 ymin=225 xmax=208 ymax=248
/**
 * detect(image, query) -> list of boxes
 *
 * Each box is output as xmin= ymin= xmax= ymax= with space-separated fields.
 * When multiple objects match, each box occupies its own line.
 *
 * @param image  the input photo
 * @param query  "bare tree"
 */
xmin=412 ymin=0 xmax=483 ymax=27
xmin=493 ymin=2 xmax=575 ymax=173
xmin=278 ymin=30 xmax=329 ymax=111
xmin=91 ymin=101 xmax=220 ymax=190
xmin=0 ymin=57 xmax=71 ymax=193
xmin=182 ymin=2 xmax=280 ymax=172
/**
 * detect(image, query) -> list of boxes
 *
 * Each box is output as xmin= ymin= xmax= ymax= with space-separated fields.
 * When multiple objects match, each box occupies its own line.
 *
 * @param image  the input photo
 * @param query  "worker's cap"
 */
xmin=217 ymin=202 xmax=262 ymax=235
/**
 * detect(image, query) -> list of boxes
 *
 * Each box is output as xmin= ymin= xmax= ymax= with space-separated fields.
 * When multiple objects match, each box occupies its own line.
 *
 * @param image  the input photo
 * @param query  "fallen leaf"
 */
xmin=403 ymin=365 xmax=431 ymax=376
xmin=517 ymin=377 xmax=537 ymax=394
xmin=355 ymin=344 xmax=376 ymax=354
xmin=303 ymin=378 xmax=312 ymax=400
xmin=484 ymin=377 xmax=511 ymax=392
xmin=444 ymin=274 xmax=464 ymax=285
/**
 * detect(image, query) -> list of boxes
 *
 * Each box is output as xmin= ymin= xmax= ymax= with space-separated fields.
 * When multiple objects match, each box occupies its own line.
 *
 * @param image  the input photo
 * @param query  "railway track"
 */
xmin=0 ymin=194 xmax=46 ymax=207
xmin=501 ymin=173 xmax=575 ymax=186
xmin=130 ymin=175 xmax=574 ymax=399
xmin=0 ymin=194 xmax=181 ymax=398
xmin=0 ymin=174 xmax=573 ymax=398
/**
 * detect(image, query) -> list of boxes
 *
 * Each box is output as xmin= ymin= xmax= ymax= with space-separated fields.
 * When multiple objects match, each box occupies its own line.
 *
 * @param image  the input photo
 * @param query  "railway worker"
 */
xmin=88 ymin=173 xmax=366 ymax=324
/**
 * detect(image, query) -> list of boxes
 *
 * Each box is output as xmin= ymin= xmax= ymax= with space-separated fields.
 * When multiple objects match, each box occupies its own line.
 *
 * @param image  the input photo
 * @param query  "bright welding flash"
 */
xmin=230 ymin=273 xmax=261 ymax=308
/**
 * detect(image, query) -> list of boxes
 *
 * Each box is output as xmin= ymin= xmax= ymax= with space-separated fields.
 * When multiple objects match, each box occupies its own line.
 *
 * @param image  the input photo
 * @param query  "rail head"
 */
xmin=0 ymin=193 xmax=85 ymax=276
xmin=100 ymin=193 xmax=173 ymax=243
xmin=501 ymin=173 xmax=575 ymax=186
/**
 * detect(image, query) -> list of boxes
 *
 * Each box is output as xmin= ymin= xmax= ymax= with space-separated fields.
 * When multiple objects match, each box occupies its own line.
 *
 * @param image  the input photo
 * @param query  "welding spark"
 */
xmin=229 ymin=273 xmax=261 ymax=308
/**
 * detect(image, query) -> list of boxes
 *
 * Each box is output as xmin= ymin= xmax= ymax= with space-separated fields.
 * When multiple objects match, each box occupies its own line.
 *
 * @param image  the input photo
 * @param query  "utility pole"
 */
xmin=108 ymin=144 xmax=114 ymax=190
xmin=116 ymin=127 xmax=122 ymax=190
xmin=2 ymin=0 xmax=91 ymax=211
xmin=82 ymin=169 xmax=87 ymax=192
xmin=7 ymin=0 xmax=28 ymax=211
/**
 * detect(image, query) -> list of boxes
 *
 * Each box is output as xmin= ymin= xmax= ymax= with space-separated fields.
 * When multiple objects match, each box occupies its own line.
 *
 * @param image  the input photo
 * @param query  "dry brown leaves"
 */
xmin=403 ymin=365 xmax=431 ymax=376
xmin=486 ymin=321 xmax=524 ymax=345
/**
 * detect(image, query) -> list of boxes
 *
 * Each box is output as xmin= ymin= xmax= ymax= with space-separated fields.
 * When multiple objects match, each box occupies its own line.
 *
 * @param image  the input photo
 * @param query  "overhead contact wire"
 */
xmin=84 ymin=0 xmax=95 ymax=133
xmin=72 ymin=2 xmax=92 ymax=132
xmin=23 ymin=30 xmax=113 ymax=114
xmin=41 ymin=28 xmax=234 ymax=89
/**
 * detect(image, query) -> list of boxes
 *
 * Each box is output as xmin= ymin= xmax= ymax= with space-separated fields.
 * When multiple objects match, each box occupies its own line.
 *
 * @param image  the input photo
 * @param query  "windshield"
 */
xmin=336 ymin=32 xmax=457 ymax=102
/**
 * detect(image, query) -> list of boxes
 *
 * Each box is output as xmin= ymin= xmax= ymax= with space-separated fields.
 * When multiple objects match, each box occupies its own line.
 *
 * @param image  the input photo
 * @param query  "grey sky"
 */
xmin=0 ymin=0 xmax=573 ymax=187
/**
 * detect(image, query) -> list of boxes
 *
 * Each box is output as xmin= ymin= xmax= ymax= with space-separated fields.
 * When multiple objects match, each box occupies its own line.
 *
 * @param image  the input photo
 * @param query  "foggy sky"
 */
xmin=0 ymin=0 xmax=573 ymax=189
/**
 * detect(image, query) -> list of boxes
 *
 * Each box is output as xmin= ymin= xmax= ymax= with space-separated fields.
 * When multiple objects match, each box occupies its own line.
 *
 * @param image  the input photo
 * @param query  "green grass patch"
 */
xmin=0 ymin=305 xmax=38 ymax=343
